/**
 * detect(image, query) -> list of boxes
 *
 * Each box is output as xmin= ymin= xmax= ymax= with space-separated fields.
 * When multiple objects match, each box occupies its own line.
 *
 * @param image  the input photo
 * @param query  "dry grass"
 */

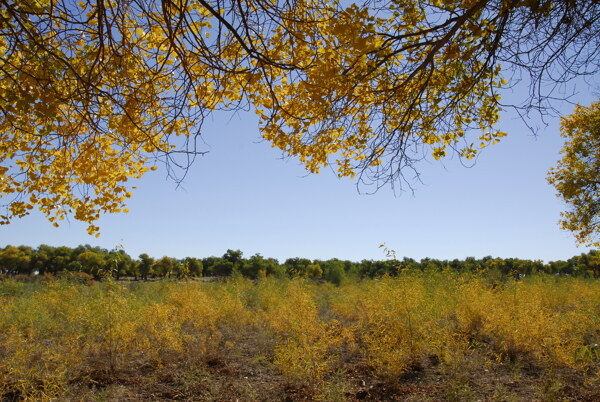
xmin=1 ymin=272 xmax=599 ymax=401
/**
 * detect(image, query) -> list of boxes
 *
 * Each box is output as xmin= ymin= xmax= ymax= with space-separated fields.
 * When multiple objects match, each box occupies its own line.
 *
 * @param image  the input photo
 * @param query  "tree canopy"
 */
xmin=0 ymin=0 xmax=598 ymax=233
xmin=548 ymin=101 xmax=600 ymax=248
xmin=2 ymin=243 xmax=600 ymax=279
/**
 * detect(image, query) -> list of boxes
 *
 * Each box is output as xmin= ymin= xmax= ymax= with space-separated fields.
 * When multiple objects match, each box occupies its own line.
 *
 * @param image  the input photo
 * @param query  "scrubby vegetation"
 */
xmin=1 ymin=272 xmax=599 ymax=400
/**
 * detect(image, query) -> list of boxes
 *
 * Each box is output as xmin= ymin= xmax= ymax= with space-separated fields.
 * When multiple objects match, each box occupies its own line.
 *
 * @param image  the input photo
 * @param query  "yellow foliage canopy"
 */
xmin=0 ymin=0 xmax=597 ymax=233
xmin=548 ymin=101 xmax=600 ymax=248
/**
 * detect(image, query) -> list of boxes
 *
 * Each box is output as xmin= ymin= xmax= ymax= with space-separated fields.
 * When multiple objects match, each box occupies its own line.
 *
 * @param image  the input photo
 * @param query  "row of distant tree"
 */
xmin=0 ymin=245 xmax=599 ymax=283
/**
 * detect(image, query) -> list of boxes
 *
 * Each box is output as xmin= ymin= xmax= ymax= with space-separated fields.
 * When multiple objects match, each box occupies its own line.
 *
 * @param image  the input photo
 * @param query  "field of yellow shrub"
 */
xmin=1 ymin=272 xmax=599 ymax=400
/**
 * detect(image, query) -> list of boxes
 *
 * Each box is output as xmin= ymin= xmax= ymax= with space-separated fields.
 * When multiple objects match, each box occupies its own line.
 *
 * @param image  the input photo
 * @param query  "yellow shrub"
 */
xmin=0 ymin=282 xmax=89 ymax=399
xmin=0 ymin=273 xmax=598 ymax=399
xmin=455 ymin=276 xmax=600 ymax=369
xmin=260 ymin=279 xmax=344 ymax=382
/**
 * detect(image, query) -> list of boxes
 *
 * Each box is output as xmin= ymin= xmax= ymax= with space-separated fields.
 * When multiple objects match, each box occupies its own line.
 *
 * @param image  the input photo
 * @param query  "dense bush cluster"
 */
xmin=1 ymin=245 xmax=599 ymax=282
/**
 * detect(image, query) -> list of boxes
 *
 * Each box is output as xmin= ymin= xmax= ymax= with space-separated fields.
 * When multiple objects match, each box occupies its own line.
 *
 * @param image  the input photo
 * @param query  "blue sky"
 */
xmin=1 ymin=82 xmax=597 ymax=262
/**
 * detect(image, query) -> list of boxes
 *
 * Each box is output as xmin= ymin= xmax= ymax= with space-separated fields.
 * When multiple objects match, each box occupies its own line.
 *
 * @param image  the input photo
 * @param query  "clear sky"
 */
xmin=1 ymin=81 xmax=597 ymax=262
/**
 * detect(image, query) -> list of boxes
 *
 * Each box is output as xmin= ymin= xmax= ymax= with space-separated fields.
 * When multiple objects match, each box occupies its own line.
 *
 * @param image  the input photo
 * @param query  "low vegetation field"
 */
xmin=1 ymin=272 xmax=599 ymax=401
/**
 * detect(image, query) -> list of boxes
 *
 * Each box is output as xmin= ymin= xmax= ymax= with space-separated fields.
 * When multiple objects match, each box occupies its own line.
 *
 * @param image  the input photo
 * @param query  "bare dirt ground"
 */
xmin=62 ymin=343 xmax=600 ymax=401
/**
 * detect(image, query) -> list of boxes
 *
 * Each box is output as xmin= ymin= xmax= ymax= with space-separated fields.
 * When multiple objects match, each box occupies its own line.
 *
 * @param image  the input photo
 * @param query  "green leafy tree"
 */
xmin=153 ymin=256 xmax=176 ymax=278
xmin=222 ymin=249 xmax=244 ymax=276
xmin=77 ymin=250 xmax=106 ymax=279
xmin=212 ymin=260 xmax=234 ymax=277
xmin=0 ymin=245 xmax=32 ymax=275
xmin=183 ymin=257 xmax=203 ymax=277
xmin=305 ymin=264 xmax=323 ymax=279
xmin=109 ymin=249 xmax=133 ymax=279
xmin=202 ymin=256 xmax=221 ymax=277
xmin=52 ymin=246 xmax=78 ymax=274
xmin=138 ymin=253 xmax=155 ymax=280
xmin=31 ymin=245 xmax=52 ymax=275
xmin=241 ymin=253 xmax=268 ymax=279
xmin=223 ymin=249 xmax=243 ymax=265
xmin=284 ymin=257 xmax=313 ymax=277
xmin=323 ymin=260 xmax=346 ymax=285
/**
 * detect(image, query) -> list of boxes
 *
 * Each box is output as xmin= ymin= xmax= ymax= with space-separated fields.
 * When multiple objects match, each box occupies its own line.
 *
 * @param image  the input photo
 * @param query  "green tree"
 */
xmin=48 ymin=246 xmax=77 ymax=274
xmin=31 ymin=245 xmax=53 ymax=275
xmin=548 ymin=101 xmax=600 ymax=248
xmin=222 ymin=249 xmax=244 ymax=276
xmin=223 ymin=249 xmax=243 ymax=265
xmin=242 ymin=253 xmax=270 ymax=279
xmin=305 ymin=264 xmax=323 ymax=279
xmin=153 ymin=256 xmax=176 ymax=278
xmin=323 ymin=260 xmax=346 ymax=285
xmin=138 ymin=253 xmax=155 ymax=280
xmin=77 ymin=250 xmax=106 ymax=279
xmin=202 ymin=256 xmax=220 ymax=277
xmin=212 ymin=260 xmax=234 ymax=277
xmin=284 ymin=257 xmax=313 ymax=277
xmin=108 ymin=249 xmax=133 ymax=279
xmin=0 ymin=245 xmax=32 ymax=275
xmin=183 ymin=257 xmax=203 ymax=277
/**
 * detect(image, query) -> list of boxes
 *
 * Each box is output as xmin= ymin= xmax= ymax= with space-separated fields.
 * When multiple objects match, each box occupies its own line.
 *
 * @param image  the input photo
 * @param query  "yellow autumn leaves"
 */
xmin=1 ymin=0 xmax=526 ymax=231
xmin=548 ymin=101 xmax=600 ymax=248
xmin=0 ymin=0 xmax=208 ymax=234
xmin=247 ymin=0 xmax=508 ymax=178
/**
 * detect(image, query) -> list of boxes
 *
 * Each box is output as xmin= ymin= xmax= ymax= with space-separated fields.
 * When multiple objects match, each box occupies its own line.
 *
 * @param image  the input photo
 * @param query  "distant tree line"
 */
xmin=0 ymin=245 xmax=599 ymax=283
